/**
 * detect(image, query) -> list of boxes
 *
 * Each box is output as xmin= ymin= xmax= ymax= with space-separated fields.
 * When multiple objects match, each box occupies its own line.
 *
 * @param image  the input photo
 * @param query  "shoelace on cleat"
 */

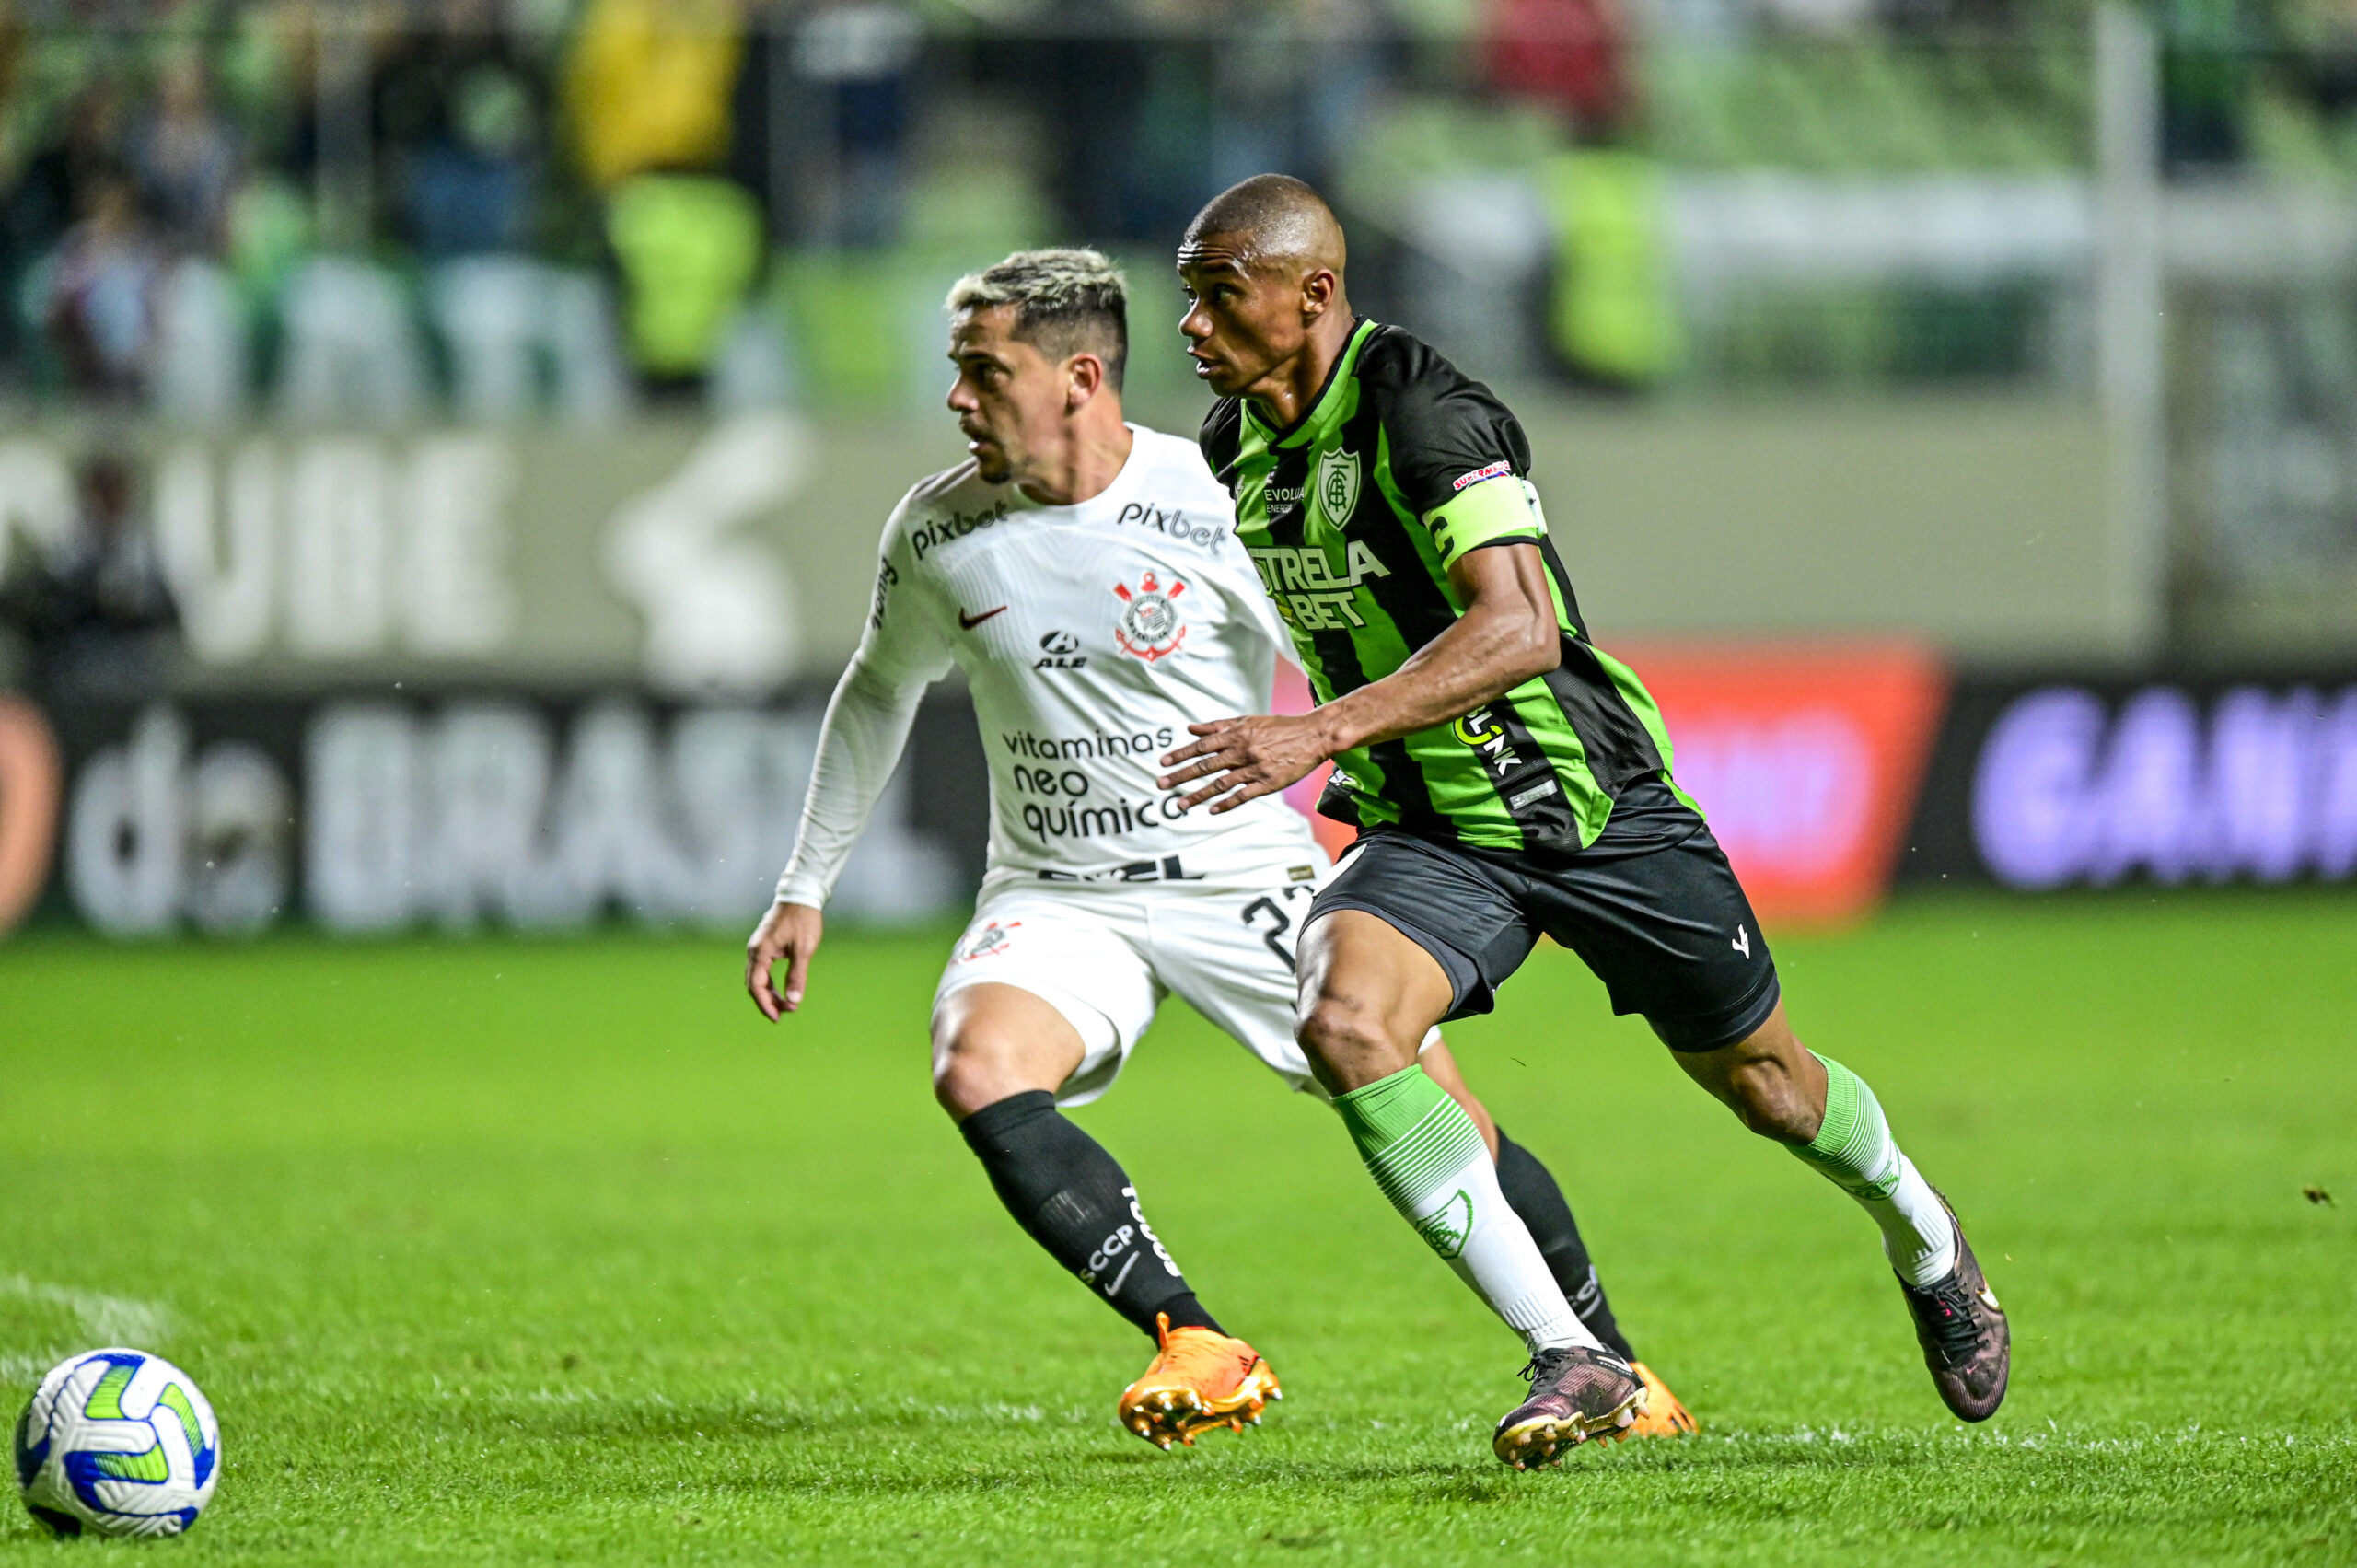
xmin=1909 ymin=1277 xmax=1986 ymax=1367
xmin=1516 ymin=1347 xmax=1634 ymax=1410
xmin=1518 ymin=1349 xmax=1571 ymax=1386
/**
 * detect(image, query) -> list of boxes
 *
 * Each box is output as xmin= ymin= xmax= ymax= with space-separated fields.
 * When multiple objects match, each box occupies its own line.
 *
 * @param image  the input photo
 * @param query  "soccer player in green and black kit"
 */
xmin=1160 ymin=176 xmax=2009 ymax=1469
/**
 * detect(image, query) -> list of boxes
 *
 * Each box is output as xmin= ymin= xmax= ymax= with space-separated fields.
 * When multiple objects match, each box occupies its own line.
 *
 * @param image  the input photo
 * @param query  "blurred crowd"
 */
xmin=0 ymin=0 xmax=897 ymax=415
xmin=0 ymin=0 xmax=1672 ymax=418
xmin=6 ymin=0 xmax=2357 ymax=423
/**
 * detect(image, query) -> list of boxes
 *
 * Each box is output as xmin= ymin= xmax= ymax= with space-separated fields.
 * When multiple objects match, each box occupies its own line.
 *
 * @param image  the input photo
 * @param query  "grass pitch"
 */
xmin=1 ymin=894 xmax=2352 ymax=1565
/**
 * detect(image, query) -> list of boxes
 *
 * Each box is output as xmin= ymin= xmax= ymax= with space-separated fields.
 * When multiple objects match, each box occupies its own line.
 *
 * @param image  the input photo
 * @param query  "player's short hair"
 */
xmin=1181 ymin=174 xmax=1349 ymax=287
xmin=946 ymin=249 xmax=1128 ymax=391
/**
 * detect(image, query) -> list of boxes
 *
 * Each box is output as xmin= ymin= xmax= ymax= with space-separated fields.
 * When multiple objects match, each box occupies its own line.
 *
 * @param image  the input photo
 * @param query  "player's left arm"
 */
xmin=1163 ymin=345 xmax=1556 ymax=814
xmin=1159 ymin=527 xmax=1557 ymax=814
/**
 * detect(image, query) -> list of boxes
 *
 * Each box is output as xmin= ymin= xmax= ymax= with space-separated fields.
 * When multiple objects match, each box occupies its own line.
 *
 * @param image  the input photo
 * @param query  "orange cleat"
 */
xmin=1117 ymin=1312 xmax=1282 ymax=1450
xmin=1626 ymin=1362 xmax=1698 ymax=1436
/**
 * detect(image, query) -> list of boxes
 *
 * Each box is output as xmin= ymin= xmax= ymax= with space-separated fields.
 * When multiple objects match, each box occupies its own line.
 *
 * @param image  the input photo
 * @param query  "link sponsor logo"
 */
xmin=1452 ymin=705 xmax=1523 ymax=780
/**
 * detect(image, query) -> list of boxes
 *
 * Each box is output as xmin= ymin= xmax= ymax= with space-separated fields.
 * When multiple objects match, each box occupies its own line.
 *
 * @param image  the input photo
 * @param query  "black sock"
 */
xmin=958 ymin=1090 xmax=1222 ymax=1340
xmin=1494 ymin=1129 xmax=1638 ymax=1362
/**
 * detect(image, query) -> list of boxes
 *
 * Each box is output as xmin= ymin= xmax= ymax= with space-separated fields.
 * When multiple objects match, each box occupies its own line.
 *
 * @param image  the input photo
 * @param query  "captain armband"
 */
xmin=1424 ymin=473 xmax=1545 ymax=570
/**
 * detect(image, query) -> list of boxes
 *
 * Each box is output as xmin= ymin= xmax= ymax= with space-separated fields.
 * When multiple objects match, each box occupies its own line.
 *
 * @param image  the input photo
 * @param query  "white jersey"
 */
xmin=777 ymin=425 xmax=1325 ymax=907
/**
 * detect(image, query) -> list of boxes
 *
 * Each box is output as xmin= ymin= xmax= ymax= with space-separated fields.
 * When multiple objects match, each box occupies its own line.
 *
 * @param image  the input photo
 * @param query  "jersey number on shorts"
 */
xmin=1240 ymin=885 xmax=1315 ymax=973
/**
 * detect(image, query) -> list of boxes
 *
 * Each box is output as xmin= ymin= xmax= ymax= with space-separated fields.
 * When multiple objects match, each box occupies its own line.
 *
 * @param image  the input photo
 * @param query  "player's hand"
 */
xmin=746 ymin=900 xmax=824 ymax=1020
xmin=1158 ymin=714 xmax=1333 ymax=814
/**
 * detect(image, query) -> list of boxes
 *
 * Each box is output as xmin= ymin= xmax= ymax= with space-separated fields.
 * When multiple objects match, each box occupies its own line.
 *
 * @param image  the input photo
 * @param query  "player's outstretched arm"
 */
xmin=758 ymin=577 xmax=946 ymax=1019
xmin=746 ymin=900 xmax=824 ymax=1020
xmin=1158 ymin=542 xmax=1559 ymax=813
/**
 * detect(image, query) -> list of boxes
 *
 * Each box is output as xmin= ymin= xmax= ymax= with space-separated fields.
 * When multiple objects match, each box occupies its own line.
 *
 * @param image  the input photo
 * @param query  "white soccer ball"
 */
xmin=13 ymin=1349 xmax=220 ymax=1538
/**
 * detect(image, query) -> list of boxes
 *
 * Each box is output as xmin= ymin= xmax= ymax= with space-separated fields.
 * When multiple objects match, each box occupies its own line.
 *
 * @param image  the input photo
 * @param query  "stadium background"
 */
xmin=0 ymin=3 xmax=2351 ymax=1562
xmin=6 ymin=0 xmax=2356 ymax=936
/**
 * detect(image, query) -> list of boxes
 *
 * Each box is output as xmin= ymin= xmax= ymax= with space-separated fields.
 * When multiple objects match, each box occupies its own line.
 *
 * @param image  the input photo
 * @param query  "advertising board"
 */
xmin=1615 ymin=641 xmax=1950 ymax=924
xmin=3 ymin=692 xmax=969 ymax=939
xmin=1902 ymin=678 xmax=2357 ymax=889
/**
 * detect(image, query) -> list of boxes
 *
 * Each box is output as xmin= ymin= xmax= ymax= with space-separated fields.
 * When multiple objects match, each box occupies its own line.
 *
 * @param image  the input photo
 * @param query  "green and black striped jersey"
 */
xmin=1200 ymin=318 xmax=1678 ymax=854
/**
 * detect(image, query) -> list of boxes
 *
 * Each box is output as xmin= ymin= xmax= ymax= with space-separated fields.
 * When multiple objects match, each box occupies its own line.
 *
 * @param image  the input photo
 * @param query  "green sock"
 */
xmin=1793 ymin=1052 xmax=1901 ymax=1198
xmin=1790 ymin=1052 xmax=1956 ymax=1287
xmin=1335 ymin=1066 xmax=1592 ymax=1353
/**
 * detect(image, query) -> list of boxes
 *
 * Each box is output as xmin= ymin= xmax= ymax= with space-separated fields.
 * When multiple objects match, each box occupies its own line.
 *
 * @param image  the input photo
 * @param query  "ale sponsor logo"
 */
xmin=1033 ymin=630 xmax=1086 ymax=669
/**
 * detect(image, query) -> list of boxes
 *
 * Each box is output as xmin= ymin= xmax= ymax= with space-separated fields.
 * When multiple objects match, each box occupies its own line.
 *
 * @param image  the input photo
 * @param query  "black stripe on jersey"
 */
xmin=1201 ymin=400 xmax=1245 ymax=489
xmin=1344 ymin=410 xmax=1461 ymax=657
xmin=1260 ymin=445 xmax=1442 ymax=836
xmin=1317 ymin=735 xmax=1454 ymax=839
xmin=1260 ymin=445 xmax=1366 ymax=699
xmin=1541 ymin=650 xmax=1666 ymax=797
xmin=1481 ymin=698 xmax=1583 ymax=845
xmin=1528 ymin=535 xmax=1666 ymax=795
xmin=1536 ymin=534 xmax=1591 ymax=641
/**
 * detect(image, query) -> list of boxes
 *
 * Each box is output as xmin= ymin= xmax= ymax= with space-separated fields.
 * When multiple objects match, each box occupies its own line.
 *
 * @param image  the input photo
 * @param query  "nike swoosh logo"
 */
xmin=958 ymin=605 xmax=1008 ymax=631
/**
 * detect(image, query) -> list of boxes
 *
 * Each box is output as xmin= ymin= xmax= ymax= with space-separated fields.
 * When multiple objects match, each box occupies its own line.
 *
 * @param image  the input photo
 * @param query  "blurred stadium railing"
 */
xmin=1 ymin=0 xmax=2352 ymax=939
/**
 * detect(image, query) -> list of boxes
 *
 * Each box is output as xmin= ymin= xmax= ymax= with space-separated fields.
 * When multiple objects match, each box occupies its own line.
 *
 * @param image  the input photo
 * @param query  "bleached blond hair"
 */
xmin=946 ymin=249 xmax=1129 ymax=390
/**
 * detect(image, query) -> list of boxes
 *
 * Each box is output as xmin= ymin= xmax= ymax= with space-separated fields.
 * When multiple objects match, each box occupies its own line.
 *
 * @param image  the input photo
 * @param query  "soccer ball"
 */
xmin=13 ymin=1349 xmax=219 ymax=1538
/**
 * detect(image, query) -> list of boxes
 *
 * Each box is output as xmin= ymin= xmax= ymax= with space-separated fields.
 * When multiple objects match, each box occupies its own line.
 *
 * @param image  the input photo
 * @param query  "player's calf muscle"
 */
xmin=1675 ymin=1009 xmax=1828 ymax=1143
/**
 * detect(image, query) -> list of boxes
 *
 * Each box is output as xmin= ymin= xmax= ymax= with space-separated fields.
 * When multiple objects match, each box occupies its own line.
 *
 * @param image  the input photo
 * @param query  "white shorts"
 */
xmin=934 ymin=873 xmax=1332 ymax=1107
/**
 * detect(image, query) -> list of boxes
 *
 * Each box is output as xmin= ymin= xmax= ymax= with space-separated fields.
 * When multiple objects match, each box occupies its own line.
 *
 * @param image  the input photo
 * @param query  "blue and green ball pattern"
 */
xmin=15 ymin=1350 xmax=218 ymax=1538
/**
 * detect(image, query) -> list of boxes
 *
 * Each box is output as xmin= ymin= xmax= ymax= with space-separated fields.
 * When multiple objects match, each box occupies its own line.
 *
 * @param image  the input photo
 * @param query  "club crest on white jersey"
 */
xmin=852 ymin=426 xmax=1322 ymax=891
xmin=958 ymin=919 xmax=1020 ymax=960
xmin=1111 ymin=570 xmax=1188 ymax=662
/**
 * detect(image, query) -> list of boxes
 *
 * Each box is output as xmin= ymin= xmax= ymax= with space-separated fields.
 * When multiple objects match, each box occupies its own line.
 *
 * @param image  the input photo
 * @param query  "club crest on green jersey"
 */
xmin=1313 ymin=445 xmax=1361 ymax=528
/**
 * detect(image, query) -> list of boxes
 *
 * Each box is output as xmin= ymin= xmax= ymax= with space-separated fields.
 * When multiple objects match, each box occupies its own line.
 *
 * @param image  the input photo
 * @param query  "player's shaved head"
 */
xmin=1176 ymin=175 xmax=1355 ymax=406
xmin=1179 ymin=174 xmax=1346 ymax=281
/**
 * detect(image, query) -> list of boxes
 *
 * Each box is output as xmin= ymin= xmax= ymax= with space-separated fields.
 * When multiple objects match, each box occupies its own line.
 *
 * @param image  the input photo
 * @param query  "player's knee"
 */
xmin=1724 ymin=1058 xmax=1817 ymax=1143
xmin=1297 ymin=995 xmax=1395 ymax=1076
xmin=931 ymin=1032 xmax=1016 ymax=1120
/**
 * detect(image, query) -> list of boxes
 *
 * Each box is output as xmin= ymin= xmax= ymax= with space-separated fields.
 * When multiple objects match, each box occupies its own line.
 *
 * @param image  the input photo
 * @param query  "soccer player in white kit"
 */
xmin=745 ymin=250 xmax=1692 ymax=1450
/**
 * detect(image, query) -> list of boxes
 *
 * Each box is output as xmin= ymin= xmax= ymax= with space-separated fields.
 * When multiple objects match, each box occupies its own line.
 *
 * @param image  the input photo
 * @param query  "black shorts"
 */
xmin=1310 ymin=777 xmax=1780 ymax=1051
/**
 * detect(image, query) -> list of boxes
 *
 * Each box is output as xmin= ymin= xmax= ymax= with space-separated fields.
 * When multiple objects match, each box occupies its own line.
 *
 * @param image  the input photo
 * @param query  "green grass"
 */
xmin=1 ymin=894 xmax=2352 ymax=1565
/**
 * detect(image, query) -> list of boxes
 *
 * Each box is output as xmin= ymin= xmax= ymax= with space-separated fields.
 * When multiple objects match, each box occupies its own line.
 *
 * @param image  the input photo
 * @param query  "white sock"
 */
xmin=1337 ymin=1067 xmax=1600 ymax=1355
xmin=1871 ymin=1152 xmax=1958 ymax=1289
